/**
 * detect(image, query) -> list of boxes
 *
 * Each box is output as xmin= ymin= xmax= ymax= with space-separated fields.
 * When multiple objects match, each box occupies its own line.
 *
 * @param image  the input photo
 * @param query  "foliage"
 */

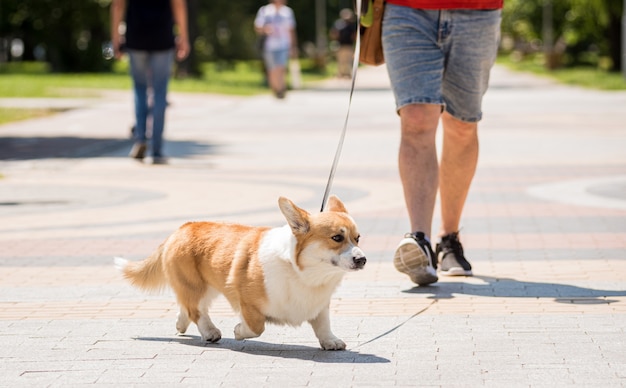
xmin=0 ymin=0 xmax=354 ymax=74
xmin=0 ymin=0 xmax=621 ymax=74
xmin=501 ymin=0 xmax=623 ymax=71
xmin=0 ymin=0 xmax=113 ymax=72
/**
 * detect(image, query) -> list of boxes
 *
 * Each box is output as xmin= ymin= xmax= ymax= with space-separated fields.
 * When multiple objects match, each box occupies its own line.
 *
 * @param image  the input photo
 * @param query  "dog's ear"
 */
xmin=278 ymin=197 xmax=310 ymax=234
xmin=326 ymin=195 xmax=348 ymax=214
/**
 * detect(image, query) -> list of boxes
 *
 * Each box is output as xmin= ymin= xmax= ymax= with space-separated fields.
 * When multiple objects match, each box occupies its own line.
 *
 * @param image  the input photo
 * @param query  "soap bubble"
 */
xmin=102 ymin=41 xmax=114 ymax=60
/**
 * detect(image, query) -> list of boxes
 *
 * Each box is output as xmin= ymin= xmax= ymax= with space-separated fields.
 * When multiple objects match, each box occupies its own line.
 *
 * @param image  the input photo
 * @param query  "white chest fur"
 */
xmin=258 ymin=225 xmax=344 ymax=326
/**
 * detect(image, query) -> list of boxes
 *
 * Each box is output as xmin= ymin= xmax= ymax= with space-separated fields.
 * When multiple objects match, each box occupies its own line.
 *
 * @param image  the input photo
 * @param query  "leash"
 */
xmin=320 ymin=0 xmax=363 ymax=212
xmin=350 ymin=300 xmax=438 ymax=350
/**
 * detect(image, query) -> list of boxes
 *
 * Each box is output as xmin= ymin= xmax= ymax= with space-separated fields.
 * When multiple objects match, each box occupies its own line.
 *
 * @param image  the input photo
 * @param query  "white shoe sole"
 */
xmin=393 ymin=238 xmax=438 ymax=286
xmin=439 ymin=267 xmax=473 ymax=276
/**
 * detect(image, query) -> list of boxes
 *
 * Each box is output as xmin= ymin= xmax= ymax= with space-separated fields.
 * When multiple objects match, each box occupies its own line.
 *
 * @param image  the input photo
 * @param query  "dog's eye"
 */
xmin=332 ymin=235 xmax=344 ymax=243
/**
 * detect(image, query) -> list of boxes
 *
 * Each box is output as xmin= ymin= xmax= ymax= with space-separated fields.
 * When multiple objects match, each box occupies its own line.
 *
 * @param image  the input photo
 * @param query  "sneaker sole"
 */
xmin=393 ymin=239 xmax=438 ymax=286
xmin=439 ymin=267 xmax=473 ymax=276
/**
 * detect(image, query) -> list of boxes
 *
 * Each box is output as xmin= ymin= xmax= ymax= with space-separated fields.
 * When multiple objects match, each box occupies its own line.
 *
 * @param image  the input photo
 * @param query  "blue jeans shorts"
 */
xmin=382 ymin=4 xmax=501 ymax=122
xmin=264 ymin=48 xmax=290 ymax=70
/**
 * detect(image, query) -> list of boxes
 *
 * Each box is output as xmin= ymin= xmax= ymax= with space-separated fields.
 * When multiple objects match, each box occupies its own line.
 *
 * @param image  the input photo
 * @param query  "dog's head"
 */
xmin=278 ymin=195 xmax=366 ymax=273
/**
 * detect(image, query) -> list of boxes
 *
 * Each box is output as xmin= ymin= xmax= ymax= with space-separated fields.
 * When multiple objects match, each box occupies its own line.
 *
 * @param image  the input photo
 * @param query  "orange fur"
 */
xmin=115 ymin=195 xmax=366 ymax=350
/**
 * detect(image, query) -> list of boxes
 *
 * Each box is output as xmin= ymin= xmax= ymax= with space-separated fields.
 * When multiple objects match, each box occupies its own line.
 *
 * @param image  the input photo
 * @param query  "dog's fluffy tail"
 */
xmin=114 ymin=243 xmax=167 ymax=292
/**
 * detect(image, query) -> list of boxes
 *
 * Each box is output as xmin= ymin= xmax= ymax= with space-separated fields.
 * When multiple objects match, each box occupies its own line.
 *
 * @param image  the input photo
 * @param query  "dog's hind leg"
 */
xmin=176 ymin=287 xmax=222 ymax=342
xmin=176 ymin=308 xmax=191 ymax=334
xmin=195 ymin=287 xmax=222 ymax=342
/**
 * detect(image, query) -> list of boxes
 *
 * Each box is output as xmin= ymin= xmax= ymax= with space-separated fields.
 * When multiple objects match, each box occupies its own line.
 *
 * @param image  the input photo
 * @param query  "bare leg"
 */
xmin=439 ymin=112 xmax=478 ymax=236
xmin=268 ymin=66 xmax=286 ymax=96
xmin=398 ymin=104 xmax=442 ymax=239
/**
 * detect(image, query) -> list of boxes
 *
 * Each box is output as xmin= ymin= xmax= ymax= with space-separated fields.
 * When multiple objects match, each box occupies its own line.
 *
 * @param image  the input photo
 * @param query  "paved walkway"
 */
xmin=1 ymin=64 xmax=625 ymax=387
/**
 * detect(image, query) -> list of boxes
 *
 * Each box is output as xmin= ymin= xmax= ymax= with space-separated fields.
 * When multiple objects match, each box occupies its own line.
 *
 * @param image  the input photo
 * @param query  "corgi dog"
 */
xmin=115 ymin=195 xmax=366 ymax=350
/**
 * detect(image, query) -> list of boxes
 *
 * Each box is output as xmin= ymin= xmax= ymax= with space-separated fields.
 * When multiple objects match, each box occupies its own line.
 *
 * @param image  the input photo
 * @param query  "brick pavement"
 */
xmin=0 ymin=65 xmax=625 ymax=387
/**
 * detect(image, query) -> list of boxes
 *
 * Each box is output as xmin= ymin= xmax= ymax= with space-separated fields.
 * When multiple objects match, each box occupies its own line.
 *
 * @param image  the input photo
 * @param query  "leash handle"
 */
xmin=320 ymin=0 xmax=362 ymax=212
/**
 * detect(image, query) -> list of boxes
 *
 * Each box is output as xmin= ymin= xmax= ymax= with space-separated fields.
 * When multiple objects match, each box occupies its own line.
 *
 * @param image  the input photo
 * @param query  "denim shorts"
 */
xmin=264 ymin=48 xmax=290 ymax=69
xmin=382 ymin=4 xmax=501 ymax=122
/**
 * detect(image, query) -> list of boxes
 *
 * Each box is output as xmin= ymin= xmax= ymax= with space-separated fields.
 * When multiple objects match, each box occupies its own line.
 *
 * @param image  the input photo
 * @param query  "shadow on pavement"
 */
xmin=135 ymin=335 xmax=390 ymax=364
xmin=404 ymin=275 xmax=626 ymax=303
xmin=0 ymin=136 xmax=219 ymax=160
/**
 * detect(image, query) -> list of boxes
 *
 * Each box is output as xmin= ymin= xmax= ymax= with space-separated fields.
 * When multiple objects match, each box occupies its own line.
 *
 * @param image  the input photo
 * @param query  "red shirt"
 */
xmin=387 ymin=0 xmax=503 ymax=9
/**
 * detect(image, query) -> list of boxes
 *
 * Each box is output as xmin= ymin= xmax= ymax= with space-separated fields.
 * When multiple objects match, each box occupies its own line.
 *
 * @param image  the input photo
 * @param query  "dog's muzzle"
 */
xmin=352 ymin=255 xmax=366 ymax=269
xmin=350 ymin=246 xmax=366 ymax=269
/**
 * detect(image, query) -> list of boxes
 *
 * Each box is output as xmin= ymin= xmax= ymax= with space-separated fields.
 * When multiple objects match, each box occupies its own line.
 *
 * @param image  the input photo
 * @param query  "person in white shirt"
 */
xmin=254 ymin=0 xmax=298 ymax=99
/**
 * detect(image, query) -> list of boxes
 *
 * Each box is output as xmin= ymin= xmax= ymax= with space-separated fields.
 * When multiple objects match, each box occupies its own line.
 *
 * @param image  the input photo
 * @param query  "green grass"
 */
xmin=497 ymin=54 xmax=626 ymax=91
xmin=0 ymin=73 xmax=131 ymax=98
xmin=0 ymin=59 xmax=334 ymax=125
xmin=0 ymin=107 xmax=60 ymax=125
xmin=173 ymin=61 xmax=267 ymax=95
xmin=0 ymin=59 xmax=333 ymax=98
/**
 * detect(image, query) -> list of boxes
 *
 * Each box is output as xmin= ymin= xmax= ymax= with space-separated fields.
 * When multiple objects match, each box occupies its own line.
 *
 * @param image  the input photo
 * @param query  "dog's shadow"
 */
xmin=135 ymin=335 xmax=390 ymax=364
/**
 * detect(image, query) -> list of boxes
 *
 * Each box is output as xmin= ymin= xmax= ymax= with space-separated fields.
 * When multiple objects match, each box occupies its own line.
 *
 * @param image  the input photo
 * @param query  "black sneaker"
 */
xmin=436 ymin=232 xmax=473 ymax=276
xmin=129 ymin=142 xmax=146 ymax=159
xmin=393 ymin=232 xmax=438 ymax=286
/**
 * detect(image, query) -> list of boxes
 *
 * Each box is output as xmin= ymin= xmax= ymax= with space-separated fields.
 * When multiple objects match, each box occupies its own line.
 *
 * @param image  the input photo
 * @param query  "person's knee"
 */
xmin=442 ymin=112 xmax=477 ymax=142
xmin=399 ymin=104 xmax=440 ymax=136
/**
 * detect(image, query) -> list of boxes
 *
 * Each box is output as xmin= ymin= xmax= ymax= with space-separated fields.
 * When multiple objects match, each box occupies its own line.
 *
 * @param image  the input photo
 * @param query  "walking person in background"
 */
xmin=254 ymin=0 xmax=297 ymax=99
xmin=110 ymin=0 xmax=190 ymax=164
xmin=384 ymin=1 xmax=503 ymax=285
xmin=330 ymin=8 xmax=356 ymax=78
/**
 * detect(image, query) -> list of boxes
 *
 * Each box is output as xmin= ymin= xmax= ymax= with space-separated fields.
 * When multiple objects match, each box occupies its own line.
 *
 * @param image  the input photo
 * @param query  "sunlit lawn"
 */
xmin=497 ymin=54 xmax=626 ymax=91
xmin=0 ymin=60 xmax=331 ymax=98
xmin=0 ymin=107 xmax=59 ymax=125
xmin=0 ymin=59 xmax=334 ymax=124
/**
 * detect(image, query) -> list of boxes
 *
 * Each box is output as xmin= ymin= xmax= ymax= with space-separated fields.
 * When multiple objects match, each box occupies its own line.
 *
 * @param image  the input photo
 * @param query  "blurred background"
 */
xmin=0 ymin=0 xmax=624 ymax=91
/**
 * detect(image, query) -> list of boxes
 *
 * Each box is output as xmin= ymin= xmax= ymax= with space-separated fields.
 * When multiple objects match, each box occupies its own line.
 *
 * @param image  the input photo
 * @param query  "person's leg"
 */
xmin=384 ymin=6 xmax=445 ymax=239
xmin=263 ymin=50 xmax=280 ymax=97
xmin=398 ymin=104 xmax=441 ymax=239
xmin=268 ymin=66 xmax=285 ymax=95
xmin=435 ymin=9 xmax=501 ymax=275
xmin=270 ymin=49 xmax=289 ymax=98
xmin=128 ymin=50 xmax=150 ymax=158
xmin=383 ymin=5 xmax=444 ymax=285
xmin=392 ymin=103 xmax=442 ymax=286
xmin=148 ymin=49 xmax=174 ymax=159
xmin=439 ymin=9 xmax=500 ymax=235
xmin=439 ymin=113 xmax=478 ymax=236
xmin=337 ymin=45 xmax=352 ymax=77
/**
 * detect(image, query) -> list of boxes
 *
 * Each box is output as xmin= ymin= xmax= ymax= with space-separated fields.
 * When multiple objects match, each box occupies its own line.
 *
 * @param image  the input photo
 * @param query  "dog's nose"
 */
xmin=353 ymin=256 xmax=366 ymax=268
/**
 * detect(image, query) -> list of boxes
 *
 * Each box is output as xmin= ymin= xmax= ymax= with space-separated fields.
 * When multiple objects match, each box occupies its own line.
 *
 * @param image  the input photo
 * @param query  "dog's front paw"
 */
xmin=319 ymin=337 xmax=346 ymax=350
xmin=200 ymin=327 xmax=222 ymax=343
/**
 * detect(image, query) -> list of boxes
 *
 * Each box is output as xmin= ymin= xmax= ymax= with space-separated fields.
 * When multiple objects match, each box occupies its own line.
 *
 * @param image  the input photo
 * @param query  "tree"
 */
xmin=501 ymin=0 xmax=623 ymax=71
xmin=1 ymin=0 xmax=113 ymax=72
xmin=0 ymin=0 xmax=355 ymax=73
